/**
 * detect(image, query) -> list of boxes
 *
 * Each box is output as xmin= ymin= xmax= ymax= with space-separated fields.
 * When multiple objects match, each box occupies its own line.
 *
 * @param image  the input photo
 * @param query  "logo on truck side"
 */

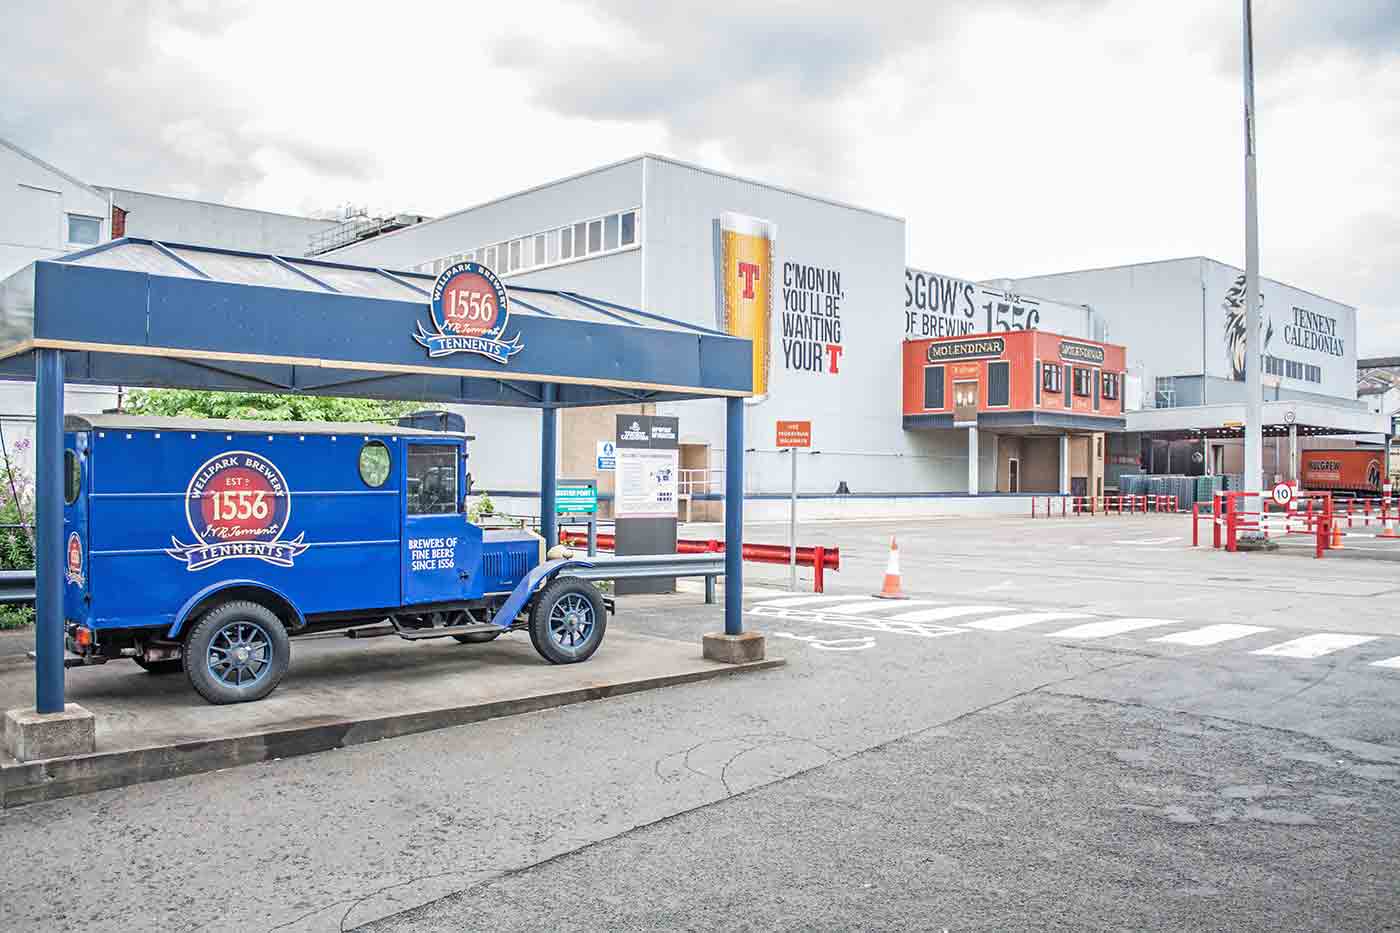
xmin=415 ymin=262 xmax=524 ymax=364
xmin=65 ymin=532 xmax=83 ymax=586
xmin=166 ymin=451 xmax=309 ymax=572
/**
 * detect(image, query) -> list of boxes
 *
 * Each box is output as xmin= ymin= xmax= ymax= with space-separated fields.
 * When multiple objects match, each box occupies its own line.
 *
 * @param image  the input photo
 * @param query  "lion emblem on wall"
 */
xmin=1223 ymin=274 xmax=1273 ymax=381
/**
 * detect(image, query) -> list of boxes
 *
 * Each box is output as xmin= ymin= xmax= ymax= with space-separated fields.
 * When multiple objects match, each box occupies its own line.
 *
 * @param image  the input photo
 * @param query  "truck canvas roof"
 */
xmin=64 ymin=414 xmax=454 ymax=437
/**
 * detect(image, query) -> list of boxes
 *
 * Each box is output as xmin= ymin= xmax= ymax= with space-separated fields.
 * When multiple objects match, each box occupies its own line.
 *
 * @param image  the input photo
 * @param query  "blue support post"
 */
xmin=725 ymin=397 xmax=744 ymax=635
xmin=35 ymin=349 xmax=64 ymax=714
xmin=540 ymin=384 xmax=557 ymax=548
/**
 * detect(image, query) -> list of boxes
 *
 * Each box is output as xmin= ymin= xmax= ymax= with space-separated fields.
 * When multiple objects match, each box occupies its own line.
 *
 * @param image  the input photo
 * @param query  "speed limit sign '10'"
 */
xmin=1272 ymin=482 xmax=1294 ymax=507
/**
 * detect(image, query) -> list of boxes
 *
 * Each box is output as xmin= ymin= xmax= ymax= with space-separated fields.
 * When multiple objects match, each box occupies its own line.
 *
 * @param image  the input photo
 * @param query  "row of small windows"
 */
xmin=1263 ymin=354 xmax=1321 ymax=384
xmin=922 ymin=363 xmax=1121 ymax=411
xmin=416 ymin=209 xmax=640 ymax=277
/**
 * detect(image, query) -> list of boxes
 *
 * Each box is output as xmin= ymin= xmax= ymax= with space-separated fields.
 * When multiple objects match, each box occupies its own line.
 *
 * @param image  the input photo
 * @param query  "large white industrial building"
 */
xmin=0 ymin=140 xmax=1390 ymax=514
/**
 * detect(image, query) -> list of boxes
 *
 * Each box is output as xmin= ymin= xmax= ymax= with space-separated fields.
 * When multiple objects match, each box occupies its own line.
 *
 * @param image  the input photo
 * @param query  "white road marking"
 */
xmin=889 ymin=605 xmax=1011 ymax=622
xmin=1251 ymin=633 xmax=1378 ymax=659
xmin=1049 ymin=618 xmax=1178 ymax=639
xmin=1151 ymin=624 xmax=1272 ymax=647
xmin=770 ymin=631 xmax=877 ymax=652
xmin=825 ymin=599 xmax=941 ymax=615
xmin=962 ymin=611 xmax=1090 ymax=632
xmin=1371 ymin=656 xmax=1400 ymax=669
xmin=748 ymin=606 xmax=965 ymax=640
xmin=1112 ymin=537 xmax=1181 ymax=546
xmin=749 ymin=595 xmax=876 ymax=609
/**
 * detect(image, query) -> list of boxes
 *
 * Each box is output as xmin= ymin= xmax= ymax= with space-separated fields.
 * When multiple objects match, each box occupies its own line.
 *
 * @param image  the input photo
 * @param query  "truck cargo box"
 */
xmin=1299 ymin=448 xmax=1385 ymax=494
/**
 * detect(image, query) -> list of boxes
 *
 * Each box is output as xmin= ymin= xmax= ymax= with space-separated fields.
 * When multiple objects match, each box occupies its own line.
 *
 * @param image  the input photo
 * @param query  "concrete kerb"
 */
xmin=0 ymin=653 xmax=783 ymax=809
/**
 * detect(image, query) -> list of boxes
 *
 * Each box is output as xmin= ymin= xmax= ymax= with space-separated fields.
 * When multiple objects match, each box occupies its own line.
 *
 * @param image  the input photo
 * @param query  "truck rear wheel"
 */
xmin=528 ymin=578 xmax=606 ymax=664
xmin=184 ymin=601 xmax=290 ymax=704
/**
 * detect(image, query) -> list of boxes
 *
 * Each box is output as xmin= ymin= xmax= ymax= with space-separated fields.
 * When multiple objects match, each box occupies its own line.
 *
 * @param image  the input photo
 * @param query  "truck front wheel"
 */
xmin=184 ymin=601 xmax=290 ymax=704
xmin=528 ymin=578 xmax=606 ymax=664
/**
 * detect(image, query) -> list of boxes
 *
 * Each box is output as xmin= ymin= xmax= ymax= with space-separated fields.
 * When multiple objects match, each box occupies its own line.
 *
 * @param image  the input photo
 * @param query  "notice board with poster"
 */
xmin=613 ymin=415 xmax=680 ymax=594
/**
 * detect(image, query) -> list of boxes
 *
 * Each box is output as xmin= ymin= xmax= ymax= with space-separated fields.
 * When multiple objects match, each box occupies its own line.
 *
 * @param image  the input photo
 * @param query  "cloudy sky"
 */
xmin=3 ymin=0 xmax=1397 ymax=352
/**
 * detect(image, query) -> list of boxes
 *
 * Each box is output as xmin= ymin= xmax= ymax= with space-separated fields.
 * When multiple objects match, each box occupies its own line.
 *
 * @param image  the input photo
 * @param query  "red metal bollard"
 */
xmin=813 ymin=545 xmax=826 ymax=593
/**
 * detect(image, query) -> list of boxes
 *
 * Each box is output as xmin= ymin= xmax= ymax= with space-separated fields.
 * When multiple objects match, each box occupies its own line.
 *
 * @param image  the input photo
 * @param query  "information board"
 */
xmin=615 ymin=415 xmax=679 ymax=518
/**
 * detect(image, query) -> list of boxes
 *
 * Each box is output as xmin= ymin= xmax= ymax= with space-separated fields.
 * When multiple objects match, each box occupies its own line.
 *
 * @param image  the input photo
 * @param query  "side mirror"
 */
xmin=464 ymin=471 xmax=474 ymax=495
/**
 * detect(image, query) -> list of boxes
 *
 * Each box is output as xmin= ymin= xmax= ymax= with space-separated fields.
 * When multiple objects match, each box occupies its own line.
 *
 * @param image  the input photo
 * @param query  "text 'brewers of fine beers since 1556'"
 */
xmin=719 ymin=212 xmax=776 ymax=403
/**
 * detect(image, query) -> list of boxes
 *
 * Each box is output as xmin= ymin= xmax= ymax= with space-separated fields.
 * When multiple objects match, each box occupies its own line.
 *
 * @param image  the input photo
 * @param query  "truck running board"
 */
xmin=345 ymin=620 xmax=518 ymax=641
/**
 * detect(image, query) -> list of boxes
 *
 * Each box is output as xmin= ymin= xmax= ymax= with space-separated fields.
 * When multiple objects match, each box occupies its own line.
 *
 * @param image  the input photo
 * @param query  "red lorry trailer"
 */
xmin=1299 ymin=449 xmax=1386 ymax=495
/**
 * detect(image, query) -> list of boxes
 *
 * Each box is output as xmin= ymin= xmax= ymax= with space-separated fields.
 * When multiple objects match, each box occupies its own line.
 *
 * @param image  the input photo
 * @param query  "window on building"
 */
xmin=1154 ymin=376 xmax=1180 ymax=408
xmin=425 ymin=208 xmax=642 ymax=280
xmin=987 ymin=361 xmax=1010 ymax=407
xmin=1042 ymin=364 xmax=1062 ymax=393
xmin=66 ymin=214 xmax=101 ymax=246
xmin=923 ymin=365 xmax=945 ymax=410
xmin=1102 ymin=372 xmax=1120 ymax=400
xmin=406 ymin=445 xmax=458 ymax=515
xmin=1072 ymin=367 xmax=1092 ymax=397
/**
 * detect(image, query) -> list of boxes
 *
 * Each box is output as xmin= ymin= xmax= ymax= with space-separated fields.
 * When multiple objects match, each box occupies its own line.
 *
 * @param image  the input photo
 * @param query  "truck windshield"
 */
xmin=406 ymin=445 xmax=458 ymax=515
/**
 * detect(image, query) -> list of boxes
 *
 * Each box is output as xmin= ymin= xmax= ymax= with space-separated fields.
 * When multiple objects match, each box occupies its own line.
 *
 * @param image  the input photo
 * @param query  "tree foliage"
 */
xmin=125 ymin=390 xmax=421 ymax=424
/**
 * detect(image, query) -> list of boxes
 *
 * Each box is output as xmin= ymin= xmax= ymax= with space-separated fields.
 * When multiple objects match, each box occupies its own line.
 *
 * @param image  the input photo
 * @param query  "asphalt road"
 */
xmin=1 ymin=514 xmax=1398 ymax=932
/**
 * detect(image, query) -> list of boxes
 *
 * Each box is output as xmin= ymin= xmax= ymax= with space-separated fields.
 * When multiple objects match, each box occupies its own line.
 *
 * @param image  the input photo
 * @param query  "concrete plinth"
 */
xmin=4 ymin=704 xmax=96 ymax=762
xmin=703 ymin=632 xmax=766 ymax=664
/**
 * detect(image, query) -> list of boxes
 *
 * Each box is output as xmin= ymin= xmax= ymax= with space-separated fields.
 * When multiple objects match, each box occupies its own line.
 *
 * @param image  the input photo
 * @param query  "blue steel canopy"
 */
xmin=5 ymin=237 xmax=754 ymax=721
xmin=0 ymin=238 xmax=752 ymax=407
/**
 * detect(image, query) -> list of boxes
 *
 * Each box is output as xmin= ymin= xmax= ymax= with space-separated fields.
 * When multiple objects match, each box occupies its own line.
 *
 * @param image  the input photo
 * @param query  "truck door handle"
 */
xmin=459 ymin=571 xmax=471 ymax=580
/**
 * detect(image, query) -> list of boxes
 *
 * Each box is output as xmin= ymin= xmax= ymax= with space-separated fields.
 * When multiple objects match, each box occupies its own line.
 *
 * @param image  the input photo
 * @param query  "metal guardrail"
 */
xmin=0 ymin=569 xmax=36 ymax=605
xmin=560 ymin=553 xmax=726 ymax=603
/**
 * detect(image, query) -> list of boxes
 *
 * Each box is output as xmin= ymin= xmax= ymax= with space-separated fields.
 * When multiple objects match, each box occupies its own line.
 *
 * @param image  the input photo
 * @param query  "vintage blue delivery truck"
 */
xmin=60 ymin=414 xmax=608 ymax=704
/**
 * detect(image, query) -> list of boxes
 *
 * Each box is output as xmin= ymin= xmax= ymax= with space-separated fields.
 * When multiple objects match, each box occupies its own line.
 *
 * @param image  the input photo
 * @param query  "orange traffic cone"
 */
xmin=1378 ymin=522 xmax=1399 ymax=540
xmin=1330 ymin=523 xmax=1344 ymax=549
xmin=873 ymin=536 xmax=909 ymax=599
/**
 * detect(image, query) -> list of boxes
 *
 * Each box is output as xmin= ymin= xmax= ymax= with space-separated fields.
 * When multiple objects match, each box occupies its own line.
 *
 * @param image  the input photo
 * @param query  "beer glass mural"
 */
xmin=718 ymin=211 xmax=776 ymax=404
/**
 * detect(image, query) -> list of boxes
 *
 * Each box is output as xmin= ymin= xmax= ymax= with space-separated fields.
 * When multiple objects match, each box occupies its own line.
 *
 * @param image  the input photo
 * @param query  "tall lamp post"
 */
xmin=1242 ymin=0 xmax=1264 ymax=502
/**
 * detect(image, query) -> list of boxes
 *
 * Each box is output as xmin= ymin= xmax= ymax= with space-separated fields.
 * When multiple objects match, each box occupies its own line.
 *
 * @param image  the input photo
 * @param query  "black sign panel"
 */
xmin=925 ymin=337 xmax=1005 ymax=362
xmin=615 ymin=415 xmax=679 ymax=450
xmin=1059 ymin=341 xmax=1106 ymax=364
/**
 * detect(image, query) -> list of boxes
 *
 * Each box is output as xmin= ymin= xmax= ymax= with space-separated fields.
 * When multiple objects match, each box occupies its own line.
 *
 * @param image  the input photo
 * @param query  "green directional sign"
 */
xmin=556 ymin=480 xmax=598 ymax=515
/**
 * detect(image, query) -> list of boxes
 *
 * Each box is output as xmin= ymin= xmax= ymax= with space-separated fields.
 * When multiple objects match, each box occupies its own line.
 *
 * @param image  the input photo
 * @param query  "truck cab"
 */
xmin=61 ymin=415 xmax=607 ymax=704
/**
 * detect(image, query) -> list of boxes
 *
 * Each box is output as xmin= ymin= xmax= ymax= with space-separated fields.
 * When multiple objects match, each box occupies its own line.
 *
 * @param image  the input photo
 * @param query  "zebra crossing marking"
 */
xmin=888 ymin=605 xmax=1010 ymax=623
xmin=1251 ymin=633 xmax=1378 ymax=659
xmin=826 ymin=599 xmax=942 ymax=615
xmin=1152 ymin=624 xmax=1272 ymax=647
xmin=745 ymin=596 xmax=1394 ymax=667
xmin=750 ymin=595 xmax=875 ymax=609
xmin=961 ymin=611 xmax=1090 ymax=632
xmin=1048 ymin=618 xmax=1177 ymax=640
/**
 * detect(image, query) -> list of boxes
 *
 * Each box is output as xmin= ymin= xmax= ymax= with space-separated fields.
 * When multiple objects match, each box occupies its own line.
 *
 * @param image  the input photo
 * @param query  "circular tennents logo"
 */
xmin=185 ymin=451 xmax=290 ymax=546
xmin=1368 ymin=460 xmax=1383 ymax=489
xmin=433 ymin=263 xmax=508 ymax=338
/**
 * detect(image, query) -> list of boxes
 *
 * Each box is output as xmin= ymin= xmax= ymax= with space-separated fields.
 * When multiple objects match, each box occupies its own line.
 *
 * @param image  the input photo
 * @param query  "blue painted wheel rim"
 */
xmin=548 ymin=593 xmax=595 ymax=653
xmin=206 ymin=620 xmax=273 ymax=688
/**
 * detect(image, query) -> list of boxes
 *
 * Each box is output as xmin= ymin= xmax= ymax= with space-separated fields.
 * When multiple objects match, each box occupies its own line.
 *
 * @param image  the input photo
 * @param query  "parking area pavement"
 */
xmin=0 ymin=514 xmax=1397 ymax=931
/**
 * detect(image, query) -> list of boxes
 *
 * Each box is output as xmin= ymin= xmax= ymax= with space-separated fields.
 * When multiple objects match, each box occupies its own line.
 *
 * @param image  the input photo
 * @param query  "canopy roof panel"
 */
xmin=0 ymin=238 xmax=751 ymax=408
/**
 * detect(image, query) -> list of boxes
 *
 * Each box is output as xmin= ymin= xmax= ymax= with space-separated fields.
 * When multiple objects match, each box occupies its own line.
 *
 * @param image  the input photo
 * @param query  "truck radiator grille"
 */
xmin=484 ymin=551 xmax=528 ymax=584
